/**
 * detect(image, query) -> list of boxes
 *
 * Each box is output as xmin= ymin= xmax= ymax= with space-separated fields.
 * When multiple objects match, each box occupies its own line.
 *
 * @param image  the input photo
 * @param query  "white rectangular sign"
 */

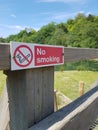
xmin=10 ymin=42 xmax=64 ymax=71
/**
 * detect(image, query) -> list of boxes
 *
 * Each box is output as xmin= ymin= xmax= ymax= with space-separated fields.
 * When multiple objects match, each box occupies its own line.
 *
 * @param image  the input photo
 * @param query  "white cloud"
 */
xmin=53 ymin=12 xmax=76 ymax=20
xmin=6 ymin=25 xmax=24 ymax=30
xmin=0 ymin=24 xmax=40 ymax=37
xmin=11 ymin=14 xmax=16 ymax=18
xmin=0 ymin=24 xmax=23 ymax=37
xmin=0 ymin=24 xmax=25 ymax=30
xmin=46 ymin=11 xmax=85 ymax=21
xmin=0 ymin=24 xmax=31 ymax=37
xmin=9 ymin=25 xmax=23 ymax=30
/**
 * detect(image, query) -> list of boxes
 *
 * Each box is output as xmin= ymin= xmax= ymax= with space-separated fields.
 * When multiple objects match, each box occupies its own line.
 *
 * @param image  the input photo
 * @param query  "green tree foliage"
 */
xmin=48 ymin=23 xmax=68 ymax=46
xmin=0 ymin=37 xmax=5 ymax=43
xmin=34 ymin=22 xmax=56 ymax=44
xmin=2 ymin=13 xmax=98 ymax=48
xmin=5 ymin=28 xmax=37 ymax=43
xmin=66 ymin=13 xmax=98 ymax=48
xmin=49 ymin=28 xmax=67 ymax=46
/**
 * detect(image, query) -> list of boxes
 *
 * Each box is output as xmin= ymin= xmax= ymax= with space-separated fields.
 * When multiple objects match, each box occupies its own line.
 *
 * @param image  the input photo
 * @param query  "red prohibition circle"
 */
xmin=14 ymin=45 xmax=33 ymax=67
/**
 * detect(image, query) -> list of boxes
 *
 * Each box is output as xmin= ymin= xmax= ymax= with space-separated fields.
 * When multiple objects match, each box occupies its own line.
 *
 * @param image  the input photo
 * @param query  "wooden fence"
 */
xmin=29 ymin=80 xmax=98 ymax=130
xmin=1 ymin=44 xmax=98 ymax=70
xmin=0 ymin=43 xmax=98 ymax=130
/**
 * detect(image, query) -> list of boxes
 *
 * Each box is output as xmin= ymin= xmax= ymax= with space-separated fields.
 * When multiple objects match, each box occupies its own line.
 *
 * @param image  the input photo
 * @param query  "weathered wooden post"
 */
xmin=54 ymin=90 xmax=58 ymax=112
xmin=1 ymin=42 xmax=64 ymax=130
xmin=5 ymin=67 xmax=54 ymax=130
xmin=78 ymin=81 xmax=84 ymax=97
xmin=0 ymin=86 xmax=9 ymax=130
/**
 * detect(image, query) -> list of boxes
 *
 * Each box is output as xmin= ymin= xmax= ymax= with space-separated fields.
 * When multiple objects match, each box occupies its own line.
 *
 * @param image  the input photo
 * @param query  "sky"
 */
xmin=0 ymin=0 xmax=98 ymax=38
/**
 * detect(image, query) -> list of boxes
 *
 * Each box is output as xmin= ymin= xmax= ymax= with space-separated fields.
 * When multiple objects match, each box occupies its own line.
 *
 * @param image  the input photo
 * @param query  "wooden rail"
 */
xmin=0 ymin=44 xmax=10 ymax=70
xmin=1 ymin=44 xmax=98 ymax=70
xmin=29 ymin=80 xmax=98 ymax=130
xmin=64 ymin=47 xmax=98 ymax=62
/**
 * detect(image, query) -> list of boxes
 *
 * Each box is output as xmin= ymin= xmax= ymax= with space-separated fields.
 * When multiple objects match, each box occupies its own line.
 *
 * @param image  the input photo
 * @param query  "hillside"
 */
xmin=1 ymin=13 xmax=98 ymax=49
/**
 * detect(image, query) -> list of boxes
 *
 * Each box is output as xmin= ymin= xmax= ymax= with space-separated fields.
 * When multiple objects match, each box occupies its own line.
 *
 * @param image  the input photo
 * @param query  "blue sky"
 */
xmin=0 ymin=0 xmax=98 ymax=38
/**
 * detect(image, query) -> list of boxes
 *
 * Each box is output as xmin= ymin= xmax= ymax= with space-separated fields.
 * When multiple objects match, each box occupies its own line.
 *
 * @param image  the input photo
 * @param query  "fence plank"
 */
xmin=0 ymin=86 xmax=9 ymax=130
xmin=64 ymin=47 xmax=98 ymax=62
xmin=0 ymin=44 xmax=10 ymax=70
xmin=5 ymin=66 xmax=54 ymax=130
xmin=1 ymin=44 xmax=98 ymax=70
xmin=29 ymin=81 xmax=98 ymax=130
xmin=6 ymin=70 xmax=28 ymax=130
xmin=25 ymin=67 xmax=54 ymax=127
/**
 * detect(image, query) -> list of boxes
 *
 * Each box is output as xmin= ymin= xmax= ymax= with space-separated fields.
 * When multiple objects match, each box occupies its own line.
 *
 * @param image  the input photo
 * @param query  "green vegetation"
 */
xmin=54 ymin=71 xmax=98 ymax=100
xmin=55 ymin=60 xmax=98 ymax=71
xmin=1 ymin=13 xmax=98 ymax=49
xmin=0 ymin=71 xmax=6 ymax=96
xmin=1 ymin=69 xmax=98 ymax=100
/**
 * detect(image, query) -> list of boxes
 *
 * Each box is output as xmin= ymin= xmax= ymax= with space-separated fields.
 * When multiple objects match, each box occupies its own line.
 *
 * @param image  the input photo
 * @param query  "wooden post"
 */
xmin=0 ymin=86 xmax=9 ymax=130
xmin=5 ymin=66 xmax=54 ymax=130
xmin=78 ymin=81 xmax=84 ymax=97
xmin=54 ymin=90 xmax=58 ymax=112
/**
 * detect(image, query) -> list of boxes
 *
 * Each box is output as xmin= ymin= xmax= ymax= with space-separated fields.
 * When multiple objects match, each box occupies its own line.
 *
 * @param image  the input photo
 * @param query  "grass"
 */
xmin=54 ymin=70 xmax=98 ymax=130
xmin=1 ymin=70 xmax=98 ymax=100
xmin=54 ymin=70 xmax=98 ymax=100
xmin=0 ymin=71 xmax=6 ymax=97
xmin=0 ymin=70 xmax=98 ymax=100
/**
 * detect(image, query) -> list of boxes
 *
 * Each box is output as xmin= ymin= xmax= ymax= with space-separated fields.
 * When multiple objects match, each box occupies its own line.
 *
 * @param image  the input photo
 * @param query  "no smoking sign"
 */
xmin=10 ymin=42 xmax=64 ymax=71
xmin=10 ymin=42 xmax=34 ymax=70
xmin=14 ymin=45 xmax=33 ymax=67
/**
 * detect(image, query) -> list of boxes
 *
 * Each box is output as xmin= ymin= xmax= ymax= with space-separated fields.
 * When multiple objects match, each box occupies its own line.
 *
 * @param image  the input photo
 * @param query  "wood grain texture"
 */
xmin=0 ymin=86 xmax=10 ymax=130
xmin=5 ymin=66 xmax=54 ymax=130
xmin=29 ymin=81 xmax=98 ymax=130
xmin=6 ymin=70 xmax=28 ymax=130
xmin=1 ymin=44 xmax=98 ymax=70
xmin=64 ymin=47 xmax=98 ymax=62
xmin=0 ymin=44 xmax=10 ymax=70
xmin=25 ymin=67 xmax=54 ymax=128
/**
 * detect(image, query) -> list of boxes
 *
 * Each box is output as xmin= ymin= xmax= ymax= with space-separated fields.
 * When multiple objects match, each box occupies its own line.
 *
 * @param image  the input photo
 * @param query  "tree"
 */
xmin=34 ymin=22 xmax=56 ymax=44
xmin=57 ymin=23 xmax=68 ymax=33
xmin=87 ymin=14 xmax=94 ymax=22
xmin=5 ymin=28 xmax=37 ymax=43
xmin=66 ymin=18 xmax=75 ymax=32
xmin=66 ymin=17 xmax=98 ymax=48
xmin=49 ymin=28 xmax=67 ymax=46
xmin=0 ymin=37 xmax=5 ymax=43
